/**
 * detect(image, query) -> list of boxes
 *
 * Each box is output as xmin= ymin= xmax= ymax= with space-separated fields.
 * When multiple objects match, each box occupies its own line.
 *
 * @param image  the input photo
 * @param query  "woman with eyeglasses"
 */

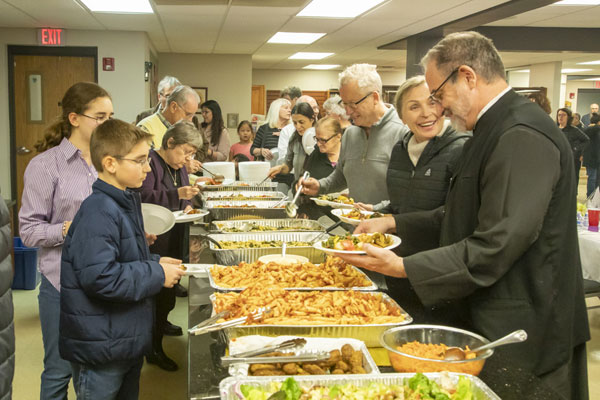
xmin=19 ymin=82 xmax=114 ymax=399
xmin=139 ymin=121 xmax=202 ymax=372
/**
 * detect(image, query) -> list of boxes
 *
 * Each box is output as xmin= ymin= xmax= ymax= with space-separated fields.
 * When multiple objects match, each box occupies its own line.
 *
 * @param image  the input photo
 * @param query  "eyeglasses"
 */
xmin=159 ymin=91 xmax=173 ymax=99
xmin=338 ymin=92 xmax=374 ymax=109
xmin=315 ymin=133 xmax=340 ymax=144
xmin=174 ymin=102 xmax=195 ymax=119
xmin=429 ymin=67 xmax=459 ymax=104
xmin=115 ymin=156 xmax=151 ymax=166
xmin=79 ymin=113 xmax=112 ymax=124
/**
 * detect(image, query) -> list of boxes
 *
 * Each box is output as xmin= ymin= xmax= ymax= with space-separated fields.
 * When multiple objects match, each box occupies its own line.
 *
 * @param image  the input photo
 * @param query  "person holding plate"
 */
xmin=140 ymin=121 xmax=202 ymax=371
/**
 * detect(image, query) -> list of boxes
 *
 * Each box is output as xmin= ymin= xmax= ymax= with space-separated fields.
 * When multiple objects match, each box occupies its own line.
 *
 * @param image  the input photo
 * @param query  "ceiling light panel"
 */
xmin=578 ymin=60 xmax=600 ymax=65
xmin=267 ymin=32 xmax=326 ymax=44
xmin=80 ymin=0 xmax=153 ymax=13
xmin=303 ymin=64 xmax=341 ymax=70
xmin=297 ymin=0 xmax=387 ymax=18
xmin=553 ymin=1 xmax=600 ymax=5
xmin=562 ymin=68 xmax=593 ymax=73
xmin=289 ymin=52 xmax=334 ymax=60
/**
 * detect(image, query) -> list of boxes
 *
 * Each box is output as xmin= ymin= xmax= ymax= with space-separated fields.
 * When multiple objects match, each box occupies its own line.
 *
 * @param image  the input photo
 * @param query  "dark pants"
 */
xmin=152 ymin=287 xmax=176 ymax=351
xmin=71 ymin=358 xmax=143 ymax=400
xmin=539 ymin=342 xmax=588 ymax=400
xmin=575 ymin=159 xmax=582 ymax=187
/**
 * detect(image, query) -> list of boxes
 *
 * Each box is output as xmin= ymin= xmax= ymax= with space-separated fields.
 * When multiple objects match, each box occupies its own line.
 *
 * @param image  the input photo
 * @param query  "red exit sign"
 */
xmin=37 ymin=28 xmax=65 ymax=46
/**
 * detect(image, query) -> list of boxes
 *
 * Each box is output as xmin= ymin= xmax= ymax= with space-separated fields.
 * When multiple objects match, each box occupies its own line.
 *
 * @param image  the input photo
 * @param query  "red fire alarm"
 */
xmin=103 ymin=57 xmax=115 ymax=71
xmin=569 ymin=92 xmax=575 ymax=99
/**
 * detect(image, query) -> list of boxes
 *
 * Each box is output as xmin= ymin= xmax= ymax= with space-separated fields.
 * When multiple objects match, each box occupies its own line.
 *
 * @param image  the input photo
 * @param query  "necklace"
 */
xmin=166 ymin=164 xmax=178 ymax=187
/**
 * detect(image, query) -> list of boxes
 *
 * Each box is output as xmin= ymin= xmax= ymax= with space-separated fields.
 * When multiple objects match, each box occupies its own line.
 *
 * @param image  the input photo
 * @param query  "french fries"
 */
xmin=213 ymin=287 xmax=405 ymax=325
xmin=210 ymin=256 xmax=371 ymax=289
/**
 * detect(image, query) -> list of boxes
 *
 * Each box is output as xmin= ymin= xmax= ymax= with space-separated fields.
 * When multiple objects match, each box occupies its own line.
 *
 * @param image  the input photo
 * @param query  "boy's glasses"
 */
xmin=315 ymin=133 xmax=340 ymax=144
xmin=80 ymin=113 xmax=112 ymax=124
xmin=115 ymin=156 xmax=151 ymax=166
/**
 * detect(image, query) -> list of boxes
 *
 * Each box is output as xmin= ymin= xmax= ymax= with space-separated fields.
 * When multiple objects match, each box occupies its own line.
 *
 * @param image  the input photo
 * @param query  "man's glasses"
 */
xmin=79 ymin=113 xmax=112 ymax=124
xmin=115 ymin=156 xmax=151 ymax=166
xmin=338 ymin=92 xmax=374 ymax=109
xmin=174 ymin=102 xmax=195 ymax=119
xmin=315 ymin=133 xmax=340 ymax=144
xmin=429 ymin=67 xmax=459 ymax=104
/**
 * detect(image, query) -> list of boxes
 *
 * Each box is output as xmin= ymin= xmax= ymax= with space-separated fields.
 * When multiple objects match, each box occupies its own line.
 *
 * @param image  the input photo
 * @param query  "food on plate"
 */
xmin=237 ymin=373 xmax=475 ymax=399
xmin=246 ymin=344 xmax=367 ymax=376
xmin=217 ymin=240 xmax=312 ymax=249
xmin=213 ymin=204 xmax=285 ymax=208
xmin=318 ymin=194 xmax=354 ymax=205
xmin=205 ymin=178 xmax=223 ymax=185
xmin=341 ymin=209 xmax=384 ymax=220
xmin=179 ymin=264 xmax=187 ymax=271
xmin=389 ymin=341 xmax=482 ymax=375
xmin=213 ymin=286 xmax=405 ymax=325
xmin=206 ymin=194 xmax=280 ymax=201
xmin=217 ymin=223 xmax=317 ymax=232
xmin=321 ymin=233 xmax=393 ymax=251
xmin=210 ymin=256 xmax=371 ymax=289
xmin=185 ymin=209 xmax=203 ymax=215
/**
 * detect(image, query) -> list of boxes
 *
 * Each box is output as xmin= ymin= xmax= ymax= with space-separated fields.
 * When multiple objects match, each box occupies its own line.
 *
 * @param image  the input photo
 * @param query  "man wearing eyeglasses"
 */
xmin=135 ymin=76 xmax=181 ymax=124
xmin=300 ymin=63 xmax=408 ymax=205
xmin=338 ymin=32 xmax=589 ymax=399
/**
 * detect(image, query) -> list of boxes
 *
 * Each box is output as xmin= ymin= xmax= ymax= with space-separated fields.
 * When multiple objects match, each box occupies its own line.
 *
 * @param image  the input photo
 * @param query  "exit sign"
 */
xmin=37 ymin=28 xmax=65 ymax=46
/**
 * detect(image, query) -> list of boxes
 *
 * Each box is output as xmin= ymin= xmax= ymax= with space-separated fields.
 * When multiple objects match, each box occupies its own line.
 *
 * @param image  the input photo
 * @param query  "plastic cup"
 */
xmin=589 ymin=208 xmax=600 ymax=227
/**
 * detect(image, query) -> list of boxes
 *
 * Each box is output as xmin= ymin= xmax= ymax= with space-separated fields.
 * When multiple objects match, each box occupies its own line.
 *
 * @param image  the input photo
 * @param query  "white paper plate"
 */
xmin=197 ymin=178 xmax=235 ymax=187
xmin=173 ymin=209 xmax=209 ymax=223
xmin=181 ymin=263 xmax=219 ymax=278
xmin=141 ymin=203 xmax=175 ymax=235
xmin=313 ymin=234 xmax=401 ymax=254
xmin=331 ymin=209 xmax=376 ymax=226
xmin=311 ymin=196 xmax=355 ymax=209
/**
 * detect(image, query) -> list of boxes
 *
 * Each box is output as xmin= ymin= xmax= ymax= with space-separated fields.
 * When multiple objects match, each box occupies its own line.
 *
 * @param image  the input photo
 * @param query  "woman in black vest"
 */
xmin=557 ymin=107 xmax=589 ymax=186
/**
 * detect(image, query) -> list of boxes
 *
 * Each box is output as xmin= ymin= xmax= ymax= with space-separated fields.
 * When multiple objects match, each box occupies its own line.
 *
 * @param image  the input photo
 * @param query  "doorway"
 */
xmin=8 ymin=46 xmax=97 ymax=213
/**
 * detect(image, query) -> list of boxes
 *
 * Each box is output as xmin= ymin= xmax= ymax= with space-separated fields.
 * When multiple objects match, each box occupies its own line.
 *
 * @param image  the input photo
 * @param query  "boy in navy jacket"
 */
xmin=59 ymin=119 xmax=185 ymax=399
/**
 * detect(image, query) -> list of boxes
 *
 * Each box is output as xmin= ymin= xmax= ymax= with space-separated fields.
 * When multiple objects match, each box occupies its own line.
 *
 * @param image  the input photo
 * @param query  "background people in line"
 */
xmin=279 ymin=86 xmax=302 ymax=107
xmin=583 ymin=112 xmax=600 ymax=197
xmin=557 ymin=107 xmax=589 ymax=186
xmin=19 ymin=82 xmax=113 ymax=399
xmin=323 ymin=95 xmax=352 ymax=131
xmin=229 ymin=120 xmax=254 ymax=161
xmin=135 ymin=76 xmax=181 ymax=124
xmin=573 ymin=112 xmax=584 ymax=129
xmin=200 ymin=100 xmax=231 ymax=161
xmin=527 ymin=91 xmax=552 ymax=114
xmin=582 ymin=102 xmax=599 ymax=127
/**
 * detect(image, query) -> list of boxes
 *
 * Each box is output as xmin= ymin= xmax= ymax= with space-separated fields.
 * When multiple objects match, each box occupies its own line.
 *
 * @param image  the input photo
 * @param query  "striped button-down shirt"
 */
xmin=19 ymin=138 xmax=97 ymax=291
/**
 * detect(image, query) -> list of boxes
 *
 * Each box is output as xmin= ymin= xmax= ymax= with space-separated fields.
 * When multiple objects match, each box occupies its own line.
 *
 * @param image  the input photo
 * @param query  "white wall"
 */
xmin=565 ymin=80 xmax=597 ymax=112
xmin=0 ymin=28 xmax=153 ymax=199
xmin=507 ymin=71 xmax=530 ymax=88
xmin=157 ymin=53 xmax=252 ymax=146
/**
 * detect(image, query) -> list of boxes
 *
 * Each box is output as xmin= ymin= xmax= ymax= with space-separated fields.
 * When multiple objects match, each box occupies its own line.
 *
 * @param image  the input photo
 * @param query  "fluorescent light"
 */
xmin=553 ymin=1 xmax=600 ymax=5
xmin=80 ymin=0 xmax=153 ymax=13
xmin=303 ymin=64 xmax=341 ymax=70
xmin=562 ymin=68 xmax=593 ymax=73
xmin=298 ymin=0 xmax=387 ymax=18
xmin=578 ymin=60 xmax=600 ymax=65
xmin=289 ymin=52 xmax=334 ymax=60
xmin=268 ymin=32 xmax=326 ymax=44
xmin=583 ymin=77 xmax=600 ymax=81
xmin=511 ymin=69 xmax=530 ymax=73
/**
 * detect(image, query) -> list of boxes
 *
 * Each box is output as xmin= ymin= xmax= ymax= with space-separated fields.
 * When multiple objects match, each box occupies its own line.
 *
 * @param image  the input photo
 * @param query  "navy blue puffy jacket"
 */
xmin=59 ymin=179 xmax=164 ymax=365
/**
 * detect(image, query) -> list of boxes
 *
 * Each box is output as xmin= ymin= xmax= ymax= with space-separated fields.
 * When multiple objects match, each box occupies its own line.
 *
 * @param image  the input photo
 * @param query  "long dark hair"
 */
xmin=557 ymin=107 xmax=573 ymax=127
xmin=289 ymin=102 xmax=315 ymax=145
xmin=35 ymin=82 xmax=111 ymax=152
xmin=200 ymin=99 xmax=225 ymax=146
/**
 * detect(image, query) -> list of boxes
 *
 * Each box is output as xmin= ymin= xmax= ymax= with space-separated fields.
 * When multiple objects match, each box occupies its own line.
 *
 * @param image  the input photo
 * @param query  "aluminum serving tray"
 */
xmin=202 ymin=191 xmax=286 ymax=202
xmin=206 ymin=200 xmax=288 ymax=221
xmin=201 ymin=181 xmax=278 ymax=191
xmin=210 ymin=218 xmax=326 ymax=233
xmin=219 ymin=372 xmax=500 ymax=400
xmin=208 ymin=231 xmax=326 ymax=264
xmin=210 ymin=292 xmax=413 ymax=347
xmin=207 ymin=263 xmax=378 ymax=292
xmin=227 ymin=336 xmax=379 ymax=377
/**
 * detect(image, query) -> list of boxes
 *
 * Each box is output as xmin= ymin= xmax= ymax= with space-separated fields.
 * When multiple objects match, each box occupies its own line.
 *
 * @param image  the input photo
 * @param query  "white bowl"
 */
xmin=141 ymin=203 xmax=175 ymax=235
xmin=203 ymin=161 xmax=236 ymax=180
xmin=238 ymin=161 xmax=271 ymax=182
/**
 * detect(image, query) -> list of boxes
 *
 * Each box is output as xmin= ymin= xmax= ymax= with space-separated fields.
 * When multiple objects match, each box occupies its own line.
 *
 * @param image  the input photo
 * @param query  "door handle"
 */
xmin=16 ymin=146 xmax=32 ymax=155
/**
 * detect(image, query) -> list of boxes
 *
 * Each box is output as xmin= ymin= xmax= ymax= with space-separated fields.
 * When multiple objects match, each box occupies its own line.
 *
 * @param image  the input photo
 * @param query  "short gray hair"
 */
xmin=162 ymin=120 xmax=203 ymax=150
xmin=167 ymin=85 xmax=200 ymax=108
xmin=420 ymin=31 xmax=505 ymax=83
xmin=280 ymin=86 xmax=302 ymax=100
xmin=157 ymin=76 xmax=181 ymax=95
xmin=323 ymin=96 xmax=349 ymax=120
xmin=264 ymin=98 xmax=291 ymax=129
xmin=339 ymin=63 xmax=382 ymax=94
xmin=394 ymin=75 xmax=426 ymax=119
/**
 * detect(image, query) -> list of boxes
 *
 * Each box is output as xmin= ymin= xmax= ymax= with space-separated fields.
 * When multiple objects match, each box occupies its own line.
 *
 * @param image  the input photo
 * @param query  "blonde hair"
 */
xmin=394 ymin=76 xmax=426 ymax=119
xmin=264 ymin=98 xmax=291 ymax=129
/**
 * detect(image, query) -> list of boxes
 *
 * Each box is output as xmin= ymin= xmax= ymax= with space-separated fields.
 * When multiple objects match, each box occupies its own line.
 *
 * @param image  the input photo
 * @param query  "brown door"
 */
xmin=251 ymin=85 xmax=265 ymax=115
xmin=12 ymin=54 xmax=95 ymax=210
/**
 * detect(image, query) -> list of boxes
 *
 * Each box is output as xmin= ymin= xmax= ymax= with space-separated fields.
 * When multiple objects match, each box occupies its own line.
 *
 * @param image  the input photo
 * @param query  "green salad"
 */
xmin=238 ymin=374 xmax=475 ymax=400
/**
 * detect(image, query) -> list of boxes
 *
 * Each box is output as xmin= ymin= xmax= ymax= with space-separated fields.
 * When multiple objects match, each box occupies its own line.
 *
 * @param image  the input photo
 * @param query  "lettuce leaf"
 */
xmin=281 ymin=377 xmax=302 ymax=400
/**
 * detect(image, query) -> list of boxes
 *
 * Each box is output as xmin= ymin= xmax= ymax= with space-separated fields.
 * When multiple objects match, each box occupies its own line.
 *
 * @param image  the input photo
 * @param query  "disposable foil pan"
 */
xmin=206 ymin=200 xmax=287 ymax=221
xmin=202 ymin=191 xmax=286 ymax=202
xmin=219 ymin=372 xmax=500 ymax=400
xmin=210 ymin=292 xmax=413 ymax=347
xmin=207 ymin=263 xmax=378 ymax=291
xmin=208 ymin=232 xmax=326 ymax=264
xmin=227 ymin=336 xmax=379 ymax=376
xmin=201 ymin=181 xmax=278 ymax=191
xmin=210 ymin=218 xmax=325 ymax=233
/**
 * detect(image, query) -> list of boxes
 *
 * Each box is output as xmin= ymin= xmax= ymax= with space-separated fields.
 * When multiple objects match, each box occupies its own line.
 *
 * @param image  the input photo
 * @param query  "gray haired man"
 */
xmin=135 ymin=76 xmax=182 ymax=124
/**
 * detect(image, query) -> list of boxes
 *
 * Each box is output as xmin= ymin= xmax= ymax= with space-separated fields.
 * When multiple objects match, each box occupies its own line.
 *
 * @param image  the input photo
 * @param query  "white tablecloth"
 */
xmin=579 ymin=228 xmax=600 ymax=282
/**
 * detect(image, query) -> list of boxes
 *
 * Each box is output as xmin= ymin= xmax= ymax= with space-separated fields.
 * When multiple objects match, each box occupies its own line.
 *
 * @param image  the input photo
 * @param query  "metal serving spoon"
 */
xmin=443 ymin=329 xmax=527 ymax=361
xmin=285 ymin=171 xmax=310 ymax=218
xmin=199 ymin=165 xmax=225 ymax=183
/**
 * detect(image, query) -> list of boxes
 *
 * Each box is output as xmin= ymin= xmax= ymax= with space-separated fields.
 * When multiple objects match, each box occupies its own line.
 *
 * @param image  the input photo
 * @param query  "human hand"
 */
xmin=355 ymin=202 xmax=373 ymax=211
xmin=335 ymin=244 xmax=406 ymax=278
xmin=183 ymin=205 xmax=193 ymax=213
xmin=62 ymin=220 xmax=72 ymax=238
xmin=160 ymin=256 xmax=182 ymax=265
xmin=299 ymin=177 xmax=320 ymax=196
xmin=145 ymin=232 xmax=157 ymax=246
xmin=178 ymin=185 xmax=200 ymax=200
xmin=186 ymin=159 xmax=202 ymax=174
xmin=160 ymin=262 xmax=185 ymax=288
xmin=353 ymin=215 xmax=396 ymax=234
xmin=261 ymin=148 xmax=273 ymax=160
xmin=268 ymin=165 xmax=283 ymax=178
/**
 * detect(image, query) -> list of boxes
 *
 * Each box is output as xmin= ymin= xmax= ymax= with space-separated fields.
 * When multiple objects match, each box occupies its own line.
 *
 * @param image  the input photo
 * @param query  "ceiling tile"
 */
xmin=4 ymin=0 xmax=104 ymax=29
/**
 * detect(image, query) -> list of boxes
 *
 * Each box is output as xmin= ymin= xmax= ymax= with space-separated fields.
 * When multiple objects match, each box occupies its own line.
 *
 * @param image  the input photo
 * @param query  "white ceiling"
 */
xmin=1 ymin=0 xmax=600 ymax=75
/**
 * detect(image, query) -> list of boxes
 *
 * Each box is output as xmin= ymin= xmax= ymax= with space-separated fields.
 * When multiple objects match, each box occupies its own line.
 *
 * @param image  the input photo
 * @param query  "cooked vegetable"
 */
xmin=321 ymin=233 xmax=392 ymax=251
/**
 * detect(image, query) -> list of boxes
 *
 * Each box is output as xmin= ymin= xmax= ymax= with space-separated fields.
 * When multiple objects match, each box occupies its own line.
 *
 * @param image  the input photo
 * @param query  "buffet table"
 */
xmin=186 ymin=224 xmax=563 ymax=400
xmin=579 ymin=227 xmax=600 ymax=282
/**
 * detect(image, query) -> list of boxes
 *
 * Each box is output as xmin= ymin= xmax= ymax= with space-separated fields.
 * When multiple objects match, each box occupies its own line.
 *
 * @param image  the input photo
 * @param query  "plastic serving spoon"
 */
xmin=443 ymin=329 xmax=528 ymax=361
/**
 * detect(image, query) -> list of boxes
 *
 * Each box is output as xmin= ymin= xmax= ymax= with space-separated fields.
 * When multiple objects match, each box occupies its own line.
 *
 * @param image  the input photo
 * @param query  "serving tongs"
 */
xmin=188 ymin=307 xmax=271 ymax=336
xmin=228 ymin=338 xmax=307 ymax=359
xmin=221 ymin=351 xmax=330 ymax=367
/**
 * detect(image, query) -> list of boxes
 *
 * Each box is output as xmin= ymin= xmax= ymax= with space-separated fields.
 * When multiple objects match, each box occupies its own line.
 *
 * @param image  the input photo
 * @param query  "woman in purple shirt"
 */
xmin=19 ymin=82 xmax=113 ymax=399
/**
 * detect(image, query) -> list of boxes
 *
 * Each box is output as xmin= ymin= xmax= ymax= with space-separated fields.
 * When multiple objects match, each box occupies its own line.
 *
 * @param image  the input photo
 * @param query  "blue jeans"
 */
xmin=71 ymin=359 xmax=143 ymax=400
xmin=587 ymin=167 xmax=598 ymax=198
xmin=39 ymin=275 xmax=73 ymax=399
